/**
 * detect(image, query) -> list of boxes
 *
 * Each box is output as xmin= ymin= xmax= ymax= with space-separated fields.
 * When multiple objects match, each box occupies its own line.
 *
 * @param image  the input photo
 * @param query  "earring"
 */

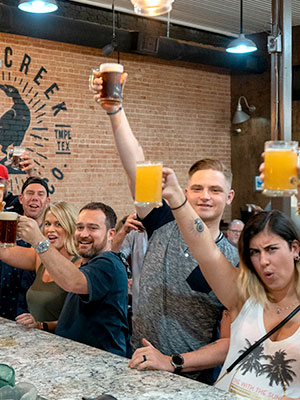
xmin=295 ymin=254 xmax=300 ymax=261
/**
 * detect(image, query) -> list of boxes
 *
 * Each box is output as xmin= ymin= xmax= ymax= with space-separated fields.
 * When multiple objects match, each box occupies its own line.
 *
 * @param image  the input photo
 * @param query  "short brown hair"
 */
xmin=80 ymin=202 xmax=117 ymax=230
xmin=188 ymin=159 xmax=232 ymax=187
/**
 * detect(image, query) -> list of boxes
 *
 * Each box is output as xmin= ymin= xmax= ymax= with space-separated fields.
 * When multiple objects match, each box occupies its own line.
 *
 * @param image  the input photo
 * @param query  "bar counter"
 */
xmin=0 ymin=317 xmax=241 ymax=400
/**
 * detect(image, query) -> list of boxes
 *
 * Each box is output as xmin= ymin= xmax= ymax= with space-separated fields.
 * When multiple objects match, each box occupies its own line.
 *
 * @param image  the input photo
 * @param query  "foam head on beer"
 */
xmin=99 ymin=63 xmax=124 ymax=74
xmin=0 ymin=211 xmax=18 ymax=221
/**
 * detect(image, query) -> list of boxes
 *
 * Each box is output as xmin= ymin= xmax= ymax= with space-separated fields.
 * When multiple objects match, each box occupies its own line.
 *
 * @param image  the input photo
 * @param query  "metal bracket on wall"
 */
xmin=267 ymin=33 xmax=282 ymax=53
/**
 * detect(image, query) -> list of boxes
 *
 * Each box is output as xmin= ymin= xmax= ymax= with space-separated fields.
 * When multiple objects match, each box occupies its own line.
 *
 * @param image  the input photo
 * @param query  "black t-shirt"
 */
xmin=56 ymin=252 xmax=131 ymax=358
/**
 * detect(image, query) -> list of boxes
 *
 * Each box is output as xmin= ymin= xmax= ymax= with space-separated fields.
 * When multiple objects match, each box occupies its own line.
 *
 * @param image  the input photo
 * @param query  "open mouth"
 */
xmin=48 ymin=235 xmax=58 ymax=242
xmin=29 ymin=204 xmax=39 ymax=210
xmin=78 ymin=240 xmax=92 ymax=246
xmin=264 ymin=271 xmax=274 ymax=280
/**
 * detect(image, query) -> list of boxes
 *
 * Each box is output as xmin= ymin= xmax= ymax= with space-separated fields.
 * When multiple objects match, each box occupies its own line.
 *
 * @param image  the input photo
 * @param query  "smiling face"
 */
xmin=43 ymin=211 xmax=67 ymax=254
xmin=19 ymin=183 xmax=50 ymax=226
xmin=75 ymin=209 xmax=115 ymax=263
xmin=185 ymin=169 xmax=234 ymax=224
xmin=249 ymin=229 xmax=300 ymax=294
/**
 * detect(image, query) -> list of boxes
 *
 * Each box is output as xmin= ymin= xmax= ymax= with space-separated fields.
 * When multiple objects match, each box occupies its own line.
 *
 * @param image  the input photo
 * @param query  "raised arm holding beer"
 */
xmin=91 ymin=68 xmax=240 ymax=385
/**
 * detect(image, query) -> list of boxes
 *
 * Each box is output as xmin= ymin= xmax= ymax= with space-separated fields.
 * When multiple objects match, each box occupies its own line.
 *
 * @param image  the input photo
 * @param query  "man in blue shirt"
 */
xmin=18 ymin=202 xmax=131 ymax=358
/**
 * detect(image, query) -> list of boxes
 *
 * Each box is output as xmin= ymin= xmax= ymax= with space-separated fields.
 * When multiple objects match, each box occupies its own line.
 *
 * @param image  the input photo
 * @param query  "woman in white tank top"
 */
xmin=163 ymin=167 xmax=300 ymax=400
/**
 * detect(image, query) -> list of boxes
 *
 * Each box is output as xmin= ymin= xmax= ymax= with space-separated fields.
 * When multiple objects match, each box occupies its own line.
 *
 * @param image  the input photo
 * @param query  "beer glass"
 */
xmin=99 ymin=63 xmax=124 ymax=107
xmin=0 ymin=183 xmax=4 ymax=212
xmin=6 ymin=146 xmax=26 ymax=171
xmin=0 ymin=364 xmax=15 ymax=388
xmin=135 ymin=161 xmax=163 ymax=207
xmin=263 ymin=141 xmax=299 ymax=197
xmin=0 ymin=212 xmax=18 ymax=247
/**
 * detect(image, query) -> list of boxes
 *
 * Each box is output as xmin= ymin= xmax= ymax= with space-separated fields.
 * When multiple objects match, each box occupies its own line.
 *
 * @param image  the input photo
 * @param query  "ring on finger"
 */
xmin=143 ymin=355 xmax=147 ymax=363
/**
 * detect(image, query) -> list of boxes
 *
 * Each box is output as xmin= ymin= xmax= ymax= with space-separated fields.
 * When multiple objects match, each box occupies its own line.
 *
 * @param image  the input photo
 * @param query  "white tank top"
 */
xmin=215 ymin=299 xmax=300 ymax=399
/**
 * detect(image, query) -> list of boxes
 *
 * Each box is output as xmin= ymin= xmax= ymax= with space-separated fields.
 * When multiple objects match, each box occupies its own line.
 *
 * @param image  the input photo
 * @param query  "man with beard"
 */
xmin=17 ymin=202 xmax=131 ymax=358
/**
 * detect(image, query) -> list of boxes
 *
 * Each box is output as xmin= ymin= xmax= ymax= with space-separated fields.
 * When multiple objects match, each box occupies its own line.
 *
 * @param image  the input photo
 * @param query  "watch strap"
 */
xmin=42 ymin=322 xmax=49 ymax=332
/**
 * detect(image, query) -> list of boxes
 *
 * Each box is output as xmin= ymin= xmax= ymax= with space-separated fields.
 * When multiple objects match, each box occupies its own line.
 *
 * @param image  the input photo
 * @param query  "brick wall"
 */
xmin=0 ymin=33 xmax=232 ymax=222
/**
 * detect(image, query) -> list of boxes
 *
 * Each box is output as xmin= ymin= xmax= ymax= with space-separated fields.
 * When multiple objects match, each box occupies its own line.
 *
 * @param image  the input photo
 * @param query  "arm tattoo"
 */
xmin=194 ymin=217 xmax=204 ymax=232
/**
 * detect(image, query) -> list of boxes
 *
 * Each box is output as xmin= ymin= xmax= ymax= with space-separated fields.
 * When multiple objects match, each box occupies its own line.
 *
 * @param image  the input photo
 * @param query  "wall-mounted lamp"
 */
xmin=226 ymin=0 xmax=257 ymax=54
xmin=18 ymin=0 xmax=58 ymax=13
xmin=232 ymin=96 xmax=256 ymax=124
xmin=130 ymin=0 xmax=174 ymax=17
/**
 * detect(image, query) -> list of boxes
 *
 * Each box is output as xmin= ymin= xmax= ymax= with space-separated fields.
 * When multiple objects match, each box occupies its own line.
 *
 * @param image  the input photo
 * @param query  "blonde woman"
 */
xmin=0 ymin=201 xmax=80 ymax=332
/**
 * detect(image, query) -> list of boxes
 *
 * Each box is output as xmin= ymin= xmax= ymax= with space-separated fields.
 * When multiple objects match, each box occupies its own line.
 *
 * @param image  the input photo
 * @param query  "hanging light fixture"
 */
xmin=18 ymin=0 xmax=58 ymax=13
xmin=102 ymin=0 xmax=118 ymax=57
xmin=232 ymin=96 xmax=256 ymax=124
xmin=130 ymin=0 xmax=174 ymax=17
xmin=226 ymin=0 xmax=257 ymax=54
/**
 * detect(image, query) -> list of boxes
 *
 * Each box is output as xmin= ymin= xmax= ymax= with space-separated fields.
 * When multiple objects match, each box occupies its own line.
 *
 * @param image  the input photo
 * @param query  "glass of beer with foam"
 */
xmin=263 ymin=141 xmax=299 ymax=197
xmin=6 ymin=146 xmax=26 ymax=171
xmin=0 ymin=212 xmax=18 ymax=247
xmin=99 ymin=63 xmax=124 ymax=107
xmin=135 ymin=161 xmax=163 ymax=208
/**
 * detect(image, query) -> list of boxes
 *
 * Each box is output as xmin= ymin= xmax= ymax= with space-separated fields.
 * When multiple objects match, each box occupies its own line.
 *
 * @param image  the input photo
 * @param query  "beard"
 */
xmin=76 ymin=236 xmax=108 ymax=261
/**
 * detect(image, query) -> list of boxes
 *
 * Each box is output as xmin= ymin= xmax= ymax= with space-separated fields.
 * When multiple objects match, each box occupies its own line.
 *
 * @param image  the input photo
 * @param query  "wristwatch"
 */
xmin=42 ymin=322 xmax=49 ymax=332
xmin=171 ymin=353 xmax=184 ymax=373
xmin=34 ymin=239 xmax=50 ymax=254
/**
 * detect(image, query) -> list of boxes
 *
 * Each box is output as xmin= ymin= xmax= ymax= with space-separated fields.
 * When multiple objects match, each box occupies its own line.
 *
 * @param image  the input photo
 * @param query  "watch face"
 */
xmin=172 ymin=354 xmax=184 ymax=366
xmin=36 ymin=240 xmax=50 ymax=253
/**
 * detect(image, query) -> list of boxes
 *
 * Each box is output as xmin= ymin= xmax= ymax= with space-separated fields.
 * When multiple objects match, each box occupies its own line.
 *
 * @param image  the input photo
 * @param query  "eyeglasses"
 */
xmin=228 ymin=229 xmax=243 ymax=234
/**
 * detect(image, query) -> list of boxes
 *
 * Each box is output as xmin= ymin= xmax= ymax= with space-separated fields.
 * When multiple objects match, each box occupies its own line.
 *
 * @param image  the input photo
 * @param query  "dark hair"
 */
xmin=188 ymin=158 xmax=232 ymax=187
xmin=239 ymin=210 xmax=300 ymax=272
xmin=21 ymin=177 xmax=50 ymax=196
xmin=80 ymin=202 xmax=117 ymax=230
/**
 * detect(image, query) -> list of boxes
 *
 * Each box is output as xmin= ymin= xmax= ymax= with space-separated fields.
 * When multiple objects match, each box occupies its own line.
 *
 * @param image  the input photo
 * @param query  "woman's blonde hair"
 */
xmin=237 ymin=210 xmax=300 ymax=305
xmin=42 ymin=201 xmax=78 ymax=257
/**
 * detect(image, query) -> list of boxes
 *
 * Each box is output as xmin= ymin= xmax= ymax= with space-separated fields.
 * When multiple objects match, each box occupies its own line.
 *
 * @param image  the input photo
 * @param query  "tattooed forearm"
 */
xmin=194 ymin=217 xmax=204 ymax=233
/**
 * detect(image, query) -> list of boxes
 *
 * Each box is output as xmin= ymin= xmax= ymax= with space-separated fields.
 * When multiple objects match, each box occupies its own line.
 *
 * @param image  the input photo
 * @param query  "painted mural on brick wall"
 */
xmin=0 ymin=46 xmax=71 ymax=194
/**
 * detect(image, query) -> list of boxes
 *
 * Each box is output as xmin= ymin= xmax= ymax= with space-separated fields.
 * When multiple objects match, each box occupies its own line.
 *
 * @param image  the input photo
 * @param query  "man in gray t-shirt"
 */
xmin=92 ymin=75 xmax=239 ymax=384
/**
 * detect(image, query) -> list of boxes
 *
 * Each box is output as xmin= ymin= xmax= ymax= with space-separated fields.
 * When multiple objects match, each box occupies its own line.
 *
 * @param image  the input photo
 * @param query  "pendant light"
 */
xmin=102 ymin=0 xmax=118 ymax=57
xmin=226 ymin=0 xmax=257 ymax=54
xmin=18 ymin=0 xmax=58 ymax=13
xmin=130 ymin=0 xmax=174 ymax=17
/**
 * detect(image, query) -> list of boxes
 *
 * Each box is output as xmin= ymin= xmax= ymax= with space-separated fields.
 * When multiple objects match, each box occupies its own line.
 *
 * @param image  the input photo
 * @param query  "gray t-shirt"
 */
xmin=132 ymin=202 xmax=239 ymax=383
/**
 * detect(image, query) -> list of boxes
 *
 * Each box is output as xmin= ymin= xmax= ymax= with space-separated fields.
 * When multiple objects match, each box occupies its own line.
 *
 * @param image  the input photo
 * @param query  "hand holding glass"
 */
xmin=263 ymin=141 xmax=298 ymax=197
xmin=135 ymin=161 xmax=163 ymax=207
